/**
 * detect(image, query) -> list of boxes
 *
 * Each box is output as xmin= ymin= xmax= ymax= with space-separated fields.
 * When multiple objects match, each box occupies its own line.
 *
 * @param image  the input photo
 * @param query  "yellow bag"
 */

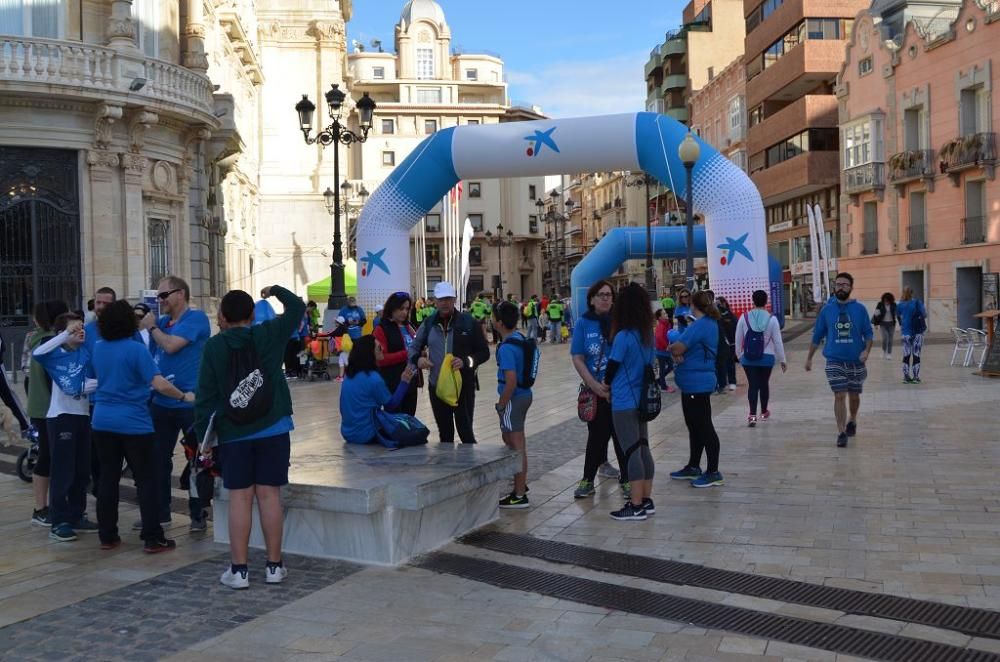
xmin=561 ymin=325 xmax=569 ymax=339
xmin=340 ymin=334 xmax=353 ymax=353
xmin=435 ymin=353 xmax=463 ymax=407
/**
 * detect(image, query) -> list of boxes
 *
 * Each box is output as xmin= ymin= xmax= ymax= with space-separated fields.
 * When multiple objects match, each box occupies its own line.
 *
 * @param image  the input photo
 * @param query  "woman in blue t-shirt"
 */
xmin=91 ymin=300 xmax=193 ymax=553
xmin=339 ymin=335 xmax=413 ymax=444
xmin=669 ymin=291 xmax=724 ymax=488
xmin=603 ymin=283 xmax=656 ymax=522
xmin=570 ymin=280 xmax=629 ymax=500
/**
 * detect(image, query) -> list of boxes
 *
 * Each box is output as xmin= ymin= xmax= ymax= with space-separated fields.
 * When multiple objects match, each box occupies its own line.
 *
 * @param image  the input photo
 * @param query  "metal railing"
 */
xmin=862 ymin=230 xmax=878 ymax=255
xmin=962 ymin=216 xmax=986 ymax=244
xmin=907 ymin=223 xmax=927 ymax=250
xmin=940 ymin=132 xmax=997 ymax=171
xmin=845 ymin=162 xmax=885 ymax=194
xmin=888 ymin=149 xmax=935 ymax=181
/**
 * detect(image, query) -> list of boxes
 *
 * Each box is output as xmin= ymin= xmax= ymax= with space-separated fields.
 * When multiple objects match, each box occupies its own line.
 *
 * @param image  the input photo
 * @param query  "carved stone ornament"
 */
xmin=86 ymin=150 xmax=120 ymax=169
xmin=183 ymin=51 xmax=210 ymax=71
xmin=94 ymin=102 xmax=124 ymax=150
xmin=313 ymin=21 xmax=345 ymax=42
xmin=128 ymin=110 xmax=159 ymax=153
xmin=417 ymin=30 xmax=432 ymax=43
xmin=120 ymin=152 xmax=147 ymax=174
xmin=183 ymin=23 xmax=207 ymax=39
xmin=151 ymin=161 xmax=175 ymax=193
xmin=106 ymin=17 xmax=136 ymax=42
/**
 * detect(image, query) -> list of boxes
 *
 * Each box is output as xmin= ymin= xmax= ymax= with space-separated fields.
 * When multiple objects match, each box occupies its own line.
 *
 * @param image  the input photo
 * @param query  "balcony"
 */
xmin=0 ymin=36 xmax=216 ymax=123
xmin=746 ymin=94 xmax=837 ymax=154
xmin=888 ymin=149 xmax=935 ymax=194
xmin=861 ymin=230 xmax=878 ymax=255
xmin=962 ymin=216 xmax=986 ymax=245
xmin=907 ymin=223 xmax=927 ymax=250
xmin=940 ymin=132 xmax=997 ymax=184
xmin=746 ymin=40 xmax=846 ymax=110
xmin=750 ymin=150 xmax=839 ymax=204
xmin=566 ymin=224 xmax=581 ymax=236
xmin=662 ymin=37 xmax=687 ymax=56
xmin=666 ymin=107 xmax=689 ymax=123
xmin=844 ymin=162 xmax=885 ymax=196
xmin=663 ymin=74 xmax=687 ymax=90
xmin=644 ymin=51 xmax=662 ymax=78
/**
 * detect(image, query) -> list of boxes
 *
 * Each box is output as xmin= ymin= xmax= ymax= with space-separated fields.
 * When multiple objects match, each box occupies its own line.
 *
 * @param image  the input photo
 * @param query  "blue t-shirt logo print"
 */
xmin=836 ymin=311 xmax=853 ymax=343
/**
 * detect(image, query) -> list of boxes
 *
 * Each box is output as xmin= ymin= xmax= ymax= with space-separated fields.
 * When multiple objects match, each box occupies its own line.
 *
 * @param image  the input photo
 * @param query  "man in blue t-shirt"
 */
xmin=139 ymin=276 xmax=211 ymax=529
xmin=340 ymin=297 xmax=366 ymax=340
xmin=805 ymin=272 xmax=873 ymax=448
xmin=493 ymin=301 xmax=535 ymax=509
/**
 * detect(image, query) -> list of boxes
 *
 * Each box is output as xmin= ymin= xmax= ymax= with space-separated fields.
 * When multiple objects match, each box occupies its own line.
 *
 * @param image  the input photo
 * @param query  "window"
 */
xmin=528 ymin=184 xmax=536 ymax=200
xmin=466 ymin=275 xmax=484 ymax=303
xmin=908 ymin=191 xmax=926 ymax=249
xmin=425 ymin=213 xmax=441 ymax=233
xmin=382 ymin=151 xmax=395 ymax=166
xmin=132 ymin=0 xmax=159 ymax=57
xmin=148 ymin=218 xmax=169 ymax=287
xmin=469 ymin=245 xmax=482 ymax=266
xmin=903 ymin=107 xmax=927 ymax=151
xmin=754 ymin=18 xmax=850 ymax=76
xmin=416 ymin=87 xmax=442 ymax=104
xmin=862 ymin=201 xmax=878 ymax=254
xmin=0 ymin=0 xmax=63 ymax=38
xmin=749 ymin=151 xmax=766 ymax=174
xmin=465 ymin=68 xmax=478 ymax=80
xmin=728 ymin=96 xmax=744 ymax=137
xmin=765 ymin=128 xmax=840 ymax=168
xmin=842 ymin=118 xmax=883 ymax=169
xmin=426 ymin=243 xmax=441 ymax=268
xmin=529 ymin=215 xmax=538 ymax=234
xmin=468 ymin=182 xmax=481 ymax=198
xmin=858 ymin=56 xmax=873 ymax=77
xmin=960 ymin=86 xmax=990 ymax=135
xmin=373 ymin=66 xmax=385 ymax=80
xmin=424 ymin=119 xmax=438 ymax=134
xmin=729 ymin=150 xmax=748 ymax=172
xmin=381 ymin=118 xmax=395 ymax=135
xmin=467 ymin=119 xmax=480 ymax=125
xmin=416 ymin=47 xmax=435 ymax=79
xmin=468 ymin=213 xmax=483 ymax=232
xmin=748 ymin=104 xmax=764 ymax=127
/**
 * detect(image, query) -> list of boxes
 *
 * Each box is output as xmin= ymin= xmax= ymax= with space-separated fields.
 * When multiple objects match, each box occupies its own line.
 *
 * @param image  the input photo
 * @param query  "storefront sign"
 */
xmin=769 ymin=220 xmax=793 ymax=233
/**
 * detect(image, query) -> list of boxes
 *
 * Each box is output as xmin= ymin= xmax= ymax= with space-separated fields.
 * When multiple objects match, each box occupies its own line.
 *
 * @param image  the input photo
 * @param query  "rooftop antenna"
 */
xmin=370 ymin=39 xmax=383 ymax=52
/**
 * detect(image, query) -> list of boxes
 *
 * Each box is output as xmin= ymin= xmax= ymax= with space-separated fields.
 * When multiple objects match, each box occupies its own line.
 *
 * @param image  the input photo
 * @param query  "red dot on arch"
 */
xmin=526 ymin=147 xmax=533 ymax=156
xmin=720 ymin=257 xmax=727 ymax=265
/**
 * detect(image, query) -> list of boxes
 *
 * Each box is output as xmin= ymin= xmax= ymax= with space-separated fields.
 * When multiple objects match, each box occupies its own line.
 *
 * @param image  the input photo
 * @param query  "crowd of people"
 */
xmin=0 ymin=268 xmax=933 ymax=587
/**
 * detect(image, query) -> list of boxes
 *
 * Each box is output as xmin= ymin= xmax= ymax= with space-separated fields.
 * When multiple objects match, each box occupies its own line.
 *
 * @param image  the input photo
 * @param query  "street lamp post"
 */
xmin=295 ymin=84 xmax=377 ymax=310
xmin=626 ymin=171 xmax=658 ymax=299
xmin=484 ymin=222 xmax=514 ymax=301
xmin=678 ymin=132 xmax=701 ymax=293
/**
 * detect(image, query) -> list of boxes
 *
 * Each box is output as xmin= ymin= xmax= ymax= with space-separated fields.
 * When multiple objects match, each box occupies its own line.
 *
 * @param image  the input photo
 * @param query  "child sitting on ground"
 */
xmin=339 ymin=335 xmax=414 ymax=444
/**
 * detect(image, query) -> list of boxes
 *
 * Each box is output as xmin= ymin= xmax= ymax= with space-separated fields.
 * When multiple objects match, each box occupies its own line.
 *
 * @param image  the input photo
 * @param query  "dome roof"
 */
xmin=400 ymin=0 xmax=447 ymax=27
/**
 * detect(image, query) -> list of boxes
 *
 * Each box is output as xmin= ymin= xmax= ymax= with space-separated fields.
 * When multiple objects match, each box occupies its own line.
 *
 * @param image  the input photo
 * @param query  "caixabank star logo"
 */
xmin=716 ymin=232 xmax=753 ymax=267
xmin=523 ymin=127 xmax=560 ymax=157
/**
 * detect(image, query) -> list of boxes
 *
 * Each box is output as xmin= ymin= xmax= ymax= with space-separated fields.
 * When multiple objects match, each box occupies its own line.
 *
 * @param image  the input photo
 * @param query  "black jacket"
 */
xmin=873 ymin=301 xmax=897 ymax=325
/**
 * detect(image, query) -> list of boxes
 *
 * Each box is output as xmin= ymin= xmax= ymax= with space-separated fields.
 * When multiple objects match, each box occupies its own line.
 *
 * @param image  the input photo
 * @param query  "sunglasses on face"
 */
xmin=594 ymin=292 xmax=613 ymax=299
xmin=157 ymin=288 xmax=182 ymax=300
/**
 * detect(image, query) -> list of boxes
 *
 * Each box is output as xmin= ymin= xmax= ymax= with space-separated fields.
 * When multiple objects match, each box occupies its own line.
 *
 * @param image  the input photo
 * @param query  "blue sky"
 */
xmin=347 ymin=0 xmax=688 ymax=118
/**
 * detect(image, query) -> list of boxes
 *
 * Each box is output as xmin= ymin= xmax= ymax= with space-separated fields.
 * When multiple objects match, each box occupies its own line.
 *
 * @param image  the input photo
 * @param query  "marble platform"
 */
xmin=214 ymin=441 xmax=521 ymax=566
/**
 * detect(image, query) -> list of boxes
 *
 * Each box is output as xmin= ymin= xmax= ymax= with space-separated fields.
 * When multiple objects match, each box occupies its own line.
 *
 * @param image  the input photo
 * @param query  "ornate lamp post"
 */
xmin=484 ymin=222 xmax=514 ymax=301
xmin=296 ymin=84 xmax=376 ymax=310
xmin=626 ymin=171 xmax=658 ymax=298
xmin=678 ymin=132 xmax=701 ymax=292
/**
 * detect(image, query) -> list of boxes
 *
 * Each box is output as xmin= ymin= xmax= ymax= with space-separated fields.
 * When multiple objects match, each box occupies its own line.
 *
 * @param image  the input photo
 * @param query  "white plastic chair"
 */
xmin=950 ymin=328 xmax=971 ymax=366
xmin=966 ymin=328 xmax=988 ymax=368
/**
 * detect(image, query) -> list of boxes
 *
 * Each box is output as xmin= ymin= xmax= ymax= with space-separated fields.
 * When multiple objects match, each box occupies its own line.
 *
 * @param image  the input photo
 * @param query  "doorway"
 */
xmin=901 ymin=269 xmax=924 ymax=301
xmin=956 ymin=266 xmax=982 ymax=329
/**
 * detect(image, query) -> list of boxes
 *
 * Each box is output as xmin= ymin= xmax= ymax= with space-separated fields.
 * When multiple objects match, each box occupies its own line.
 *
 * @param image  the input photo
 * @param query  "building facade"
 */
xmin=345 ymin=0 xmax=544 ymax=303
xmin=689 ymin=57 xmax=748 ymax=174
xmin=644 ymin=0 xmax=746 ymax=123
xmin=837 ymin=0 xmax=1000 ymax=328
xmin=743 ymin=0 xmax=867 ymax=317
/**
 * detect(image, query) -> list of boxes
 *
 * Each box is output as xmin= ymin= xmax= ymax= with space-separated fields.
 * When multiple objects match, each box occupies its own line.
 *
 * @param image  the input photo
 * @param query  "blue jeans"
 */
xmin=47 ymin=414 xmax=91 ymax=527
xmin=527 ymin=318 xmax=539 ymax=340
xmin=151 ymin=404 xmax=195 ymax=523
xmin=656 ymin=354 xmax=674 ymax=388
xmin=549 ymin=320 xmax=562 ymax=342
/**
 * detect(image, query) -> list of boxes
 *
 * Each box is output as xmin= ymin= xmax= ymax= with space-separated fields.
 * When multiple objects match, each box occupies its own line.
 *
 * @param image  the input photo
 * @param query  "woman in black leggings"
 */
xmin=0 ymin=335 xmax=30 ymax=434
xmin=735 ymin=290 xmax=787 ymax=427
xmin=669 ymin=291 xmax=724 ymax=488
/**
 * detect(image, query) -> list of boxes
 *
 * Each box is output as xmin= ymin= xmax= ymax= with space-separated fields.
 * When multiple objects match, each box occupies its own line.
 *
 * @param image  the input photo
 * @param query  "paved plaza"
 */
xmin=1 ymin=330 xmax=1000 ymax=660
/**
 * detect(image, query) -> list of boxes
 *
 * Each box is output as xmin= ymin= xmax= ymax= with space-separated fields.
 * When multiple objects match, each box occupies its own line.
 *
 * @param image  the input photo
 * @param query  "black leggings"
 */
xmin=0 ymin=367 xmax=29 ymax=430
xmin=284 ymin=339 xmax=302 ymax=376
xmin=582 ymin=397 xmax=627 ymax=482
xmin=682 ymin=393 xmax=720 ymax=473
xmin=744 ymin=365 xmax=774 ymax=415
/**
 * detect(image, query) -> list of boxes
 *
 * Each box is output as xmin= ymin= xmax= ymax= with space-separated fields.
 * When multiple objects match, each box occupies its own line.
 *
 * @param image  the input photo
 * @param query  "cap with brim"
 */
xmin=433 ymin=281 xmax=457 ymax=299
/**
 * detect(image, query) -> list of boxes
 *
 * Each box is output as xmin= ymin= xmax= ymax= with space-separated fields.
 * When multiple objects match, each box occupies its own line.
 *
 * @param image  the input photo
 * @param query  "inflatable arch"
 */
xmin=356 ymin=112 xmax=771 ymax=317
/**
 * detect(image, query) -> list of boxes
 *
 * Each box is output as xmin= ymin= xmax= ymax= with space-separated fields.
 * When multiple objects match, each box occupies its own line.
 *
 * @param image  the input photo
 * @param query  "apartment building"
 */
xmin=644 ymin=0 xmax=747 ymax=123
xmin=689 ymin=57 xmax=748 ymax=173
xmin=837 ymin=0 xmax=999 ymax=329
xmin=743 ymin=0 xmax=867 ymax=317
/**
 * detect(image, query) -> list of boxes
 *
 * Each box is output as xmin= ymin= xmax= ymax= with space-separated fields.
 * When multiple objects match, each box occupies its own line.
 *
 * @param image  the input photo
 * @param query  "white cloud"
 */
xmin=507 ymin=50 xmax=650 ymax=119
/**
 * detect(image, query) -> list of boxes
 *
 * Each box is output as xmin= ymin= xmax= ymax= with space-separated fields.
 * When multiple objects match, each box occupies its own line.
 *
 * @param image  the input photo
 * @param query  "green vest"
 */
xmin=547 ymin=302 xmax=563 ymax=320
xmin=660 ymin=296 xmax=675 ymax=310
xmin=471 ymin=299 xmax=489 ymax=320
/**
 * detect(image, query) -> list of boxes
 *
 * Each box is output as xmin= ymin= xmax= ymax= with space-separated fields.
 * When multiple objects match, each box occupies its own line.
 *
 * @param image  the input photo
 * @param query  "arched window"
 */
xmin=0 ymin=0 xmax=62 ymax=39
xmin=416 ymin=47 xmax=434 ymax=79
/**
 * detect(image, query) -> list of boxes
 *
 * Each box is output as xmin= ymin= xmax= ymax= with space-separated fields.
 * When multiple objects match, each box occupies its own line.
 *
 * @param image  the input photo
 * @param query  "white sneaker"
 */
xmin=728 ymin=384 xmax=736 ymax=391
xmin=265 ymin=564 xmax=288 ymax=584
xmin=220 ymin=566 xmax=250 ymax=590
xmin=885 ymin=354 xmax=892 ymax=360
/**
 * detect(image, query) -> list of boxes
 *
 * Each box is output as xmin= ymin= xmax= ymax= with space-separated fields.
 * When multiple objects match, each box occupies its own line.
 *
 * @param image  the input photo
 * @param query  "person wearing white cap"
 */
xmin=408 ymin=281 xmax=490 ymax=443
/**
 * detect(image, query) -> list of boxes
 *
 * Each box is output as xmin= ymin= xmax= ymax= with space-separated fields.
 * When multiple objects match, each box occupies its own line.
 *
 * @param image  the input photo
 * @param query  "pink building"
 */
xmin=689 ymin=57 xmax=748 ymax=174
xmin=837 ymin=0 xmax=1000 ymax=328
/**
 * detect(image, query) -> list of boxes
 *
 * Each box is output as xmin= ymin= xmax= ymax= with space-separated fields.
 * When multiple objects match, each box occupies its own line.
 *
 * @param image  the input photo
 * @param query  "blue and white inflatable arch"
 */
xmin=356 ymin=112 xmax=771 ymax=318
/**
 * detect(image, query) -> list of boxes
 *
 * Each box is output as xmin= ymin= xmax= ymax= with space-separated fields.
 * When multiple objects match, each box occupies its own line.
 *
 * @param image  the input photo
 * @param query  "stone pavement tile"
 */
xmin=833 ymin=613 xmax=905 ymax=635
xmin=969 ymin=636 xmax=1000 ymax=654
xmin=717 ymin=635 xmax=769 ymax=655
xmin=897 ymin=622 xmax=971 ymax=647
xmin=763 ymin=640 xmax=838 ymax=661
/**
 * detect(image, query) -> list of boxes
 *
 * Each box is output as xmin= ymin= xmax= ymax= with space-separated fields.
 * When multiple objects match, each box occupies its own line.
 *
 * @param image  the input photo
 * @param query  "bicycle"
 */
xmin=16 ymin=427 xmax=38 ymax=483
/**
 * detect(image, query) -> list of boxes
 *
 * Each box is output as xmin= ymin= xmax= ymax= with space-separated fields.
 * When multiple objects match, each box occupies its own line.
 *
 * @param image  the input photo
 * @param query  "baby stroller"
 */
xmin=305 ymin=332 xmax=334 ymax=381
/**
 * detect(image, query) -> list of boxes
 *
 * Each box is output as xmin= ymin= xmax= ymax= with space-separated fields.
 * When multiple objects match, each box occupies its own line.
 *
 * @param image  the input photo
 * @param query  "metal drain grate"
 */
xmin=460 ymin=530 xmax=1000 ymax=640
xmin=416 ymin=552 xmax=999 ymax=662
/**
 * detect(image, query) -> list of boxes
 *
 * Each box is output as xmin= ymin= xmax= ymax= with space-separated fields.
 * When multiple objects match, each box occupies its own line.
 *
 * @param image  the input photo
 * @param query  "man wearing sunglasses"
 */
xmin=805 ymin=272 xmax=873 ymax=448
xmin=139 ymin=277 xmax=211 ymax=530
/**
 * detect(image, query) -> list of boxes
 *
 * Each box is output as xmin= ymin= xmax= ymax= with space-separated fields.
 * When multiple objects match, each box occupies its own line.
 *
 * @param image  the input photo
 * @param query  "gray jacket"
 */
xmin=408 ymin=310 xmax=490 ymax=386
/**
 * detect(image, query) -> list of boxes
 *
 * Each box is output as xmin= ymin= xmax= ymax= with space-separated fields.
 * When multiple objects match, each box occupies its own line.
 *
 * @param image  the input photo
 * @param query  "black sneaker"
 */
xmin=610 ymin=502 xmax=647 ymax=521
xmin=73 ymin=517 xmax=98 ymax=534
xmin=143 ymin=538 xmax=176 ymax=554
xmin=641 ymin=498 xmax=655 ymax=515
xmin=499 ymin=492 xmax=529 ymax=509
xmin=837 ymin=432 xmax=849 ymax=448
xmin=30 ymin=507 xmax=50 ymax=527
xmin=846 ymin=421 xmax=857 ymax=437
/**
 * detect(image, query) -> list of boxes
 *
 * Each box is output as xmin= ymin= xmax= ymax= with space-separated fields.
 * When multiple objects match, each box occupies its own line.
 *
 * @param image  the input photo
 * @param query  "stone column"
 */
xmin=106 ymin=0 xmax=137 ymax=49
xmin=88 ymin=103 xmax=126 ymax=293
xmin=183 ymin=0 xmax=209 ymax=72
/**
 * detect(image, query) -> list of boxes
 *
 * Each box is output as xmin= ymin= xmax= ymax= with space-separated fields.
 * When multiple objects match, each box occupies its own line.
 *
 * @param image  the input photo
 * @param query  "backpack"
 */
xmin=639 ymin=362 xmax=661 ymax=422
xmin=375 ymin=410 xmax=430 ymax=449
xmin=223 ymin=340 xmax=273 ymax=425
xmin=500 ymin=335 xmax=540 ymax=388
xmin=912 ymin=304 xmax=927 ymax=335
xmin=742 ymin=312 xmax=767 ymax=362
